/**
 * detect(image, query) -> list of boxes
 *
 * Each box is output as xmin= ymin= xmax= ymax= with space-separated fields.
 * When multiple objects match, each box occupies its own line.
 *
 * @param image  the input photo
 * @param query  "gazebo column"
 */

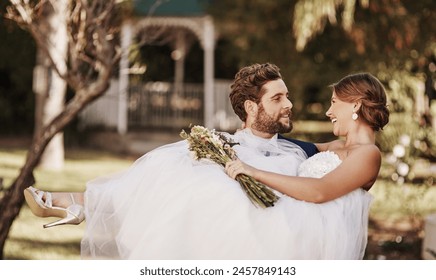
xmin=203 ymin=16 xmax=215 ymax=129
xmin=173 ymin=30 xmax=187 ymax=97
xmin=128 ymin=16 xmax=217 ymax=130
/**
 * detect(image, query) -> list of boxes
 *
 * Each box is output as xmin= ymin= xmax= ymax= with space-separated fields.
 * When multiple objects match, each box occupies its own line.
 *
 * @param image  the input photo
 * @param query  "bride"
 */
xmin=24 ymin=63 xmax=389 ymax=259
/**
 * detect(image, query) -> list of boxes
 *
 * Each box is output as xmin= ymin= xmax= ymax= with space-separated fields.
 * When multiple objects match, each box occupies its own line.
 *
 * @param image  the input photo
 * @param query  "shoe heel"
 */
xmin=43 ymin=204 xmax=85 ymax=228
xmin=44 ymin=214 xmax=78 ymax=228
xmin=24 ymin=187 xmax=85 ymax=228
xmin=44 ymin=217 xmax=70 ymax=228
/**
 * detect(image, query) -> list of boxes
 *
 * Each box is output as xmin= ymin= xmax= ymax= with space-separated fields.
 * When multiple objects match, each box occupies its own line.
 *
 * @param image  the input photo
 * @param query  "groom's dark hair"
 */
xmin=229 ymin=63 xmax=282 ymax=122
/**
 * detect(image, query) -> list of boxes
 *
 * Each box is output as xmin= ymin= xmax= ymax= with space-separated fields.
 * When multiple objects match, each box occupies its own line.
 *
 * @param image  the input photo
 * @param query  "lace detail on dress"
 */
xmin=297 ymin=151 xmax=342 ymax=178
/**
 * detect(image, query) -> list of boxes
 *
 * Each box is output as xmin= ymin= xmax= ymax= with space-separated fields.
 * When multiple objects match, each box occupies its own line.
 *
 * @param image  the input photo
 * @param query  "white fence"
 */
xmin=79 ymin=79 xmax=241 ymax=132
xmin=79 ymin=79 xmax=121 ymax=129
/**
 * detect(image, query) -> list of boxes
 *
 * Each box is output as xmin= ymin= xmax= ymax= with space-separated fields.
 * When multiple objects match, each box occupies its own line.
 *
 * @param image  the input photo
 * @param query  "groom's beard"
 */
xmin=252 ymin=105 xmax=293 ymax=134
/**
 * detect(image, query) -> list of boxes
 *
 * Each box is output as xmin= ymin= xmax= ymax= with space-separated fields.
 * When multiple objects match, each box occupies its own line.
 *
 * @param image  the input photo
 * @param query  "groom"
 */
xmin=229 ymin=62 xmax=318 ymax=157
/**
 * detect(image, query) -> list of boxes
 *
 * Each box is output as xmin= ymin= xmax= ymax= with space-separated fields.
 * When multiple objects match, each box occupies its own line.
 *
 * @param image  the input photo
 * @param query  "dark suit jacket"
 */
xmin=278 ymin=134 xmax=319 ymax=158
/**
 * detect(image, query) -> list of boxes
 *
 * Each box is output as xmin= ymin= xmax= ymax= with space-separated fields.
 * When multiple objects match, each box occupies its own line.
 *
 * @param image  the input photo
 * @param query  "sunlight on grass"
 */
xmin=0 ymin=148 xmax=133 ymax=191
xmin=0 ymin=149 xmax=27 ymax=186
xmin=5 ymin=208 xmax=85 ymax=260
xmin=1 ymin=147 xmax=435 ymax=259
xmin=1 ymin=147 xmax=133 ymax=260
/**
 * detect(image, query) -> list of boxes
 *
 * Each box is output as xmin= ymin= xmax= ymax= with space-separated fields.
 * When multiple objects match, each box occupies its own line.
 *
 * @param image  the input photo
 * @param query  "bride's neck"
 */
xmin=344 ymin=125 xmax=375 ymax=147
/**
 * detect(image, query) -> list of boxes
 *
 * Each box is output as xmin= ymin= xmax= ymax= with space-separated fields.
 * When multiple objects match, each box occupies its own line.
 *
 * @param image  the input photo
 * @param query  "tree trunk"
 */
xmin=35 ymin=0 xmax=68 ymax=170
xmin=0 ymin=70 xmax=111 ymax=259
xmin=2 ymin=0 xmax=121 ymax=260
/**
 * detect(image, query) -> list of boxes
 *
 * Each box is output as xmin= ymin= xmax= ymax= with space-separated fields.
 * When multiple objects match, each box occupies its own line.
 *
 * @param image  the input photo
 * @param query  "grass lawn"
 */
xmin=1 ymin=147 xmax=133 ymax=260
xmin=1 ymin=146 xmax=435 ymax=260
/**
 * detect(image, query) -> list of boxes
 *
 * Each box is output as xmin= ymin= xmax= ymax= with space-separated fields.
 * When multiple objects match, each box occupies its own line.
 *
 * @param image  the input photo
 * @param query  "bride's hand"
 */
xmin=225 ymin=159 xmax=256 ymax=179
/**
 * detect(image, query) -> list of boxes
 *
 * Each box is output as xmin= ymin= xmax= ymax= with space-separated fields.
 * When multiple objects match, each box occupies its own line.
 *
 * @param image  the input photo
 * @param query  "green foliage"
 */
xmin=376 ymin=61 xmax=435 ymax=184
xmin=293 ymin=0 xmax=362 ymax=51
xmin=370 ymin=179 xmax=436 ymax=220
xmin=2 ymin=0 xmax=435 ymax=139
xmin=207 ymin=0 xmax=436 ymax=121
xmin=208 ymin=0 xmax=435 ymax=188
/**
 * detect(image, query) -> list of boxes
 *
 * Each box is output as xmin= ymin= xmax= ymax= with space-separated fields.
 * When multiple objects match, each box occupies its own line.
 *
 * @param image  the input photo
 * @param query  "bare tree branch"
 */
xmin=0 ymin=0 xmax=125 ymax=258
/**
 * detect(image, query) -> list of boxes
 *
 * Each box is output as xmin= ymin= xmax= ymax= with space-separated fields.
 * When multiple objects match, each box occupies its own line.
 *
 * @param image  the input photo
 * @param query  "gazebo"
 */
xmin=79 ymin=0 xmax=240 ymax=135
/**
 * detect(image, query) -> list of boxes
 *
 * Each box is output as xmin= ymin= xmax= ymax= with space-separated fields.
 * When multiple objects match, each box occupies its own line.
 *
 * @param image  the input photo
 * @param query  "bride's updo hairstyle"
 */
xmin=230 ymin=63 xmax=282 ymax=122
xmin=331 ymin=73 xmax=390 ymax=131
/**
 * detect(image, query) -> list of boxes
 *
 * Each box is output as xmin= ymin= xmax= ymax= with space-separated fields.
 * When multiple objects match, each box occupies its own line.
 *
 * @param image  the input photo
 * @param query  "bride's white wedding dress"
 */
xmin=81 ymin=129 xmax=372 ymax=260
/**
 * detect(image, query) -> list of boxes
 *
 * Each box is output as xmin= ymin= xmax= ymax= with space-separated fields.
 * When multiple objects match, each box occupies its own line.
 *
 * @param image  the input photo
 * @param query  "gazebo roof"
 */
xmin=133 ymin=0 xmax=211 ymax=17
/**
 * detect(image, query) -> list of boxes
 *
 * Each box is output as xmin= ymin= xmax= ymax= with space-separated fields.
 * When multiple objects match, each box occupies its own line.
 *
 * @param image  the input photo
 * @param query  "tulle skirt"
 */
xmin=81 ymin=139 xmax=372 ymax=260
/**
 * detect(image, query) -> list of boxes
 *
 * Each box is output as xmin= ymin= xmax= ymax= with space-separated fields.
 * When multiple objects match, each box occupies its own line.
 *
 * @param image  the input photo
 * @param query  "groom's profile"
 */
xmin=229 ymin=62 xmax=318 ymax=157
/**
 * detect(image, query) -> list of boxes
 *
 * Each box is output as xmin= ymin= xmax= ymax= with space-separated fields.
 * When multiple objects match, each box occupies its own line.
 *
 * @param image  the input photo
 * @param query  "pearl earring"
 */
xmin=352 ymin=111 xmax=358 ymax=120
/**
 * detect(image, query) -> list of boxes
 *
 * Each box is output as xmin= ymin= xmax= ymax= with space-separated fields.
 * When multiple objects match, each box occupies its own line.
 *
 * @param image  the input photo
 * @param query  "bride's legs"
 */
xmin=24 ymin=186 xmax=86 ymax=227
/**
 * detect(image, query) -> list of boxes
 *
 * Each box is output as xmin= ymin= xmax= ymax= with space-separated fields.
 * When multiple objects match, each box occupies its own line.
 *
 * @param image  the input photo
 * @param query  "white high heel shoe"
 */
xmin=24 ymin=186 xmax=85 ymax=228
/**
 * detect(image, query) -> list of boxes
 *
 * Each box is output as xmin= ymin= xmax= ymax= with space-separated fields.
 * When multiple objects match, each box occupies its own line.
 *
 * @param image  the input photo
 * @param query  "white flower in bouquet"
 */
xmin=180 ymin=125 xmax=279 ymax=208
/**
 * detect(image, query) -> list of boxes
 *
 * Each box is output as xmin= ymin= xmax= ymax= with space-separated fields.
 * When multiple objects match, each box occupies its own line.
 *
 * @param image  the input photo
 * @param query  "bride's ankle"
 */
xmin=52 ymin=193 xmax=84 ymax=208
xmin=35 ymin=189 xmax=84 ymax=209
xmin=48 ymin=192 xmax=67 ymax=208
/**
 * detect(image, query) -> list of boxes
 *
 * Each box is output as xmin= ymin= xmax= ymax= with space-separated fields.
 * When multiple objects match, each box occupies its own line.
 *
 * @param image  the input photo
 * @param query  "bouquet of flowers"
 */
xmin=180 ymin=125 xmax=279 ymax=208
